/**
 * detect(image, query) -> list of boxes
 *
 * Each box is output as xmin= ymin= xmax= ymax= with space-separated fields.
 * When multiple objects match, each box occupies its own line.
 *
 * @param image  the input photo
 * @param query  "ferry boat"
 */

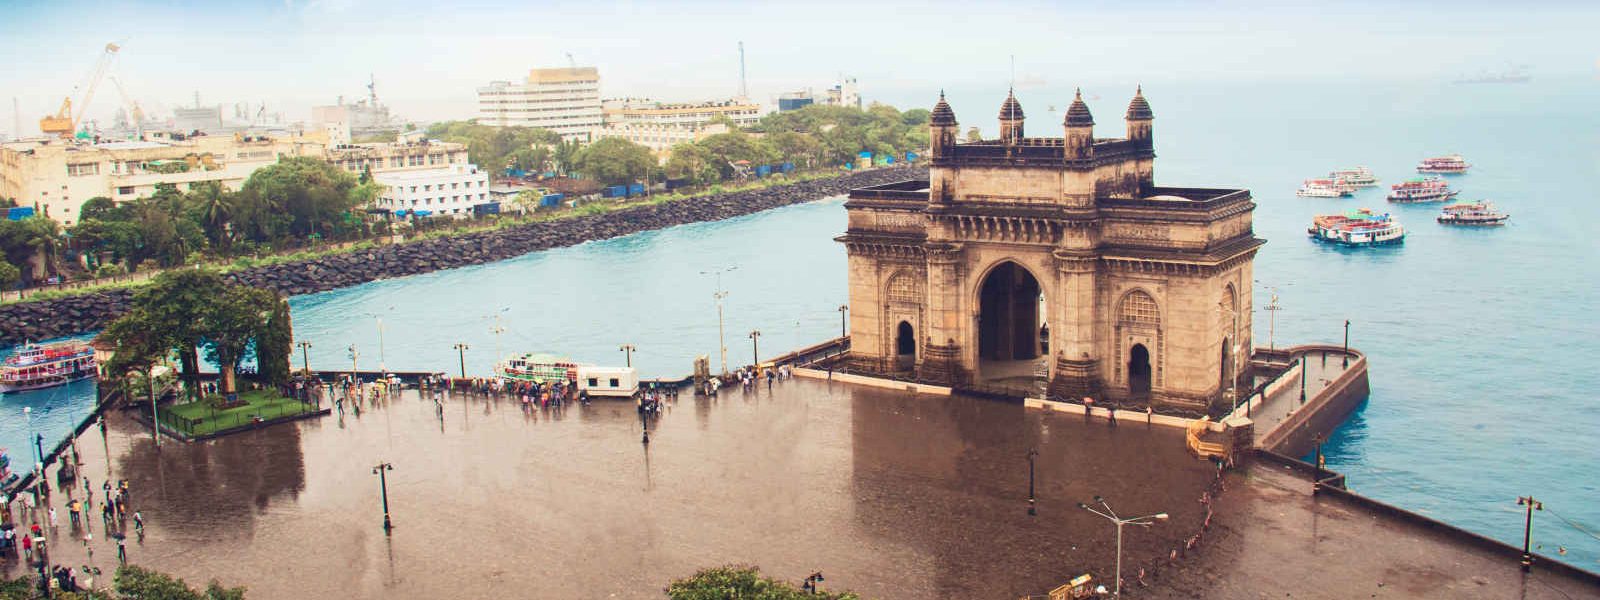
xmin=1417 ymin=154 xmax=1470 ymax=174
xmin=1437 ymin=201 xmax=1509 ymax=226
xmin=1387 ymin=177 xmax=1459 ymax=203
xmin=494 ymin=352 xmax=639 ymax=397
xmin=1 ymin=341 xmax=98 ymax=393
xmin=1329 ymin=166 xmax=1379 ymax=188
xmin=1308 ymin=209 xmax=1406 ymax=246
xmin=1296 ymin=178 xmax=1354 ymax=198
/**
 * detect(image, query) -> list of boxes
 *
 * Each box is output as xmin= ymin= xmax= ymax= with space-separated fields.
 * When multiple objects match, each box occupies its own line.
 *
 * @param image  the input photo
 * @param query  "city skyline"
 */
xmin=4 ymin=0 xmax=1597 ymax=135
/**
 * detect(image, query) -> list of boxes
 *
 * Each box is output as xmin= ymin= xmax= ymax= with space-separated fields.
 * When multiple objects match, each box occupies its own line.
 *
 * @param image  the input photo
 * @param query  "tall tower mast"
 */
xmin=738 ymin=41 xmax=748 ymax=100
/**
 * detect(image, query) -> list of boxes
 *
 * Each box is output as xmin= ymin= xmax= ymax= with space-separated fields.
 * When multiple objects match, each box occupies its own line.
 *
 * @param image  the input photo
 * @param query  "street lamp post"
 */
xmin=620 ymin=344 xmax=636 ymax=368
xmin=348 ymin=344 xmax=360 ymax=377
xmin=1517 ymin=495 xmax=1543 ymax=572
xmin=452 ymin=343 xmax=469 ymax=379
xmin=297 ymin=341 xmax=313 ymax=374
xmin=701 ymin=267 xmax=737 ymax=375
xmin=748 ymin=330 xmax=761 ymax=368
xmin=1077 ymin=496 xmax=1168 ymax=598
xmin=837 ymin=304 xmax=848 ymax=340
xmin=1299 ymin=358 xmax=1307 ymax=404
xmin=373 ymin=462 xmax=395 ymax=532
xmin=1342 ymin=319 xmax=1350 ymax=368
xmin=1264 ymin=291 xmax=1282 ymax=352
xmin=1027 ymin=447 xmax=1038 ymax=516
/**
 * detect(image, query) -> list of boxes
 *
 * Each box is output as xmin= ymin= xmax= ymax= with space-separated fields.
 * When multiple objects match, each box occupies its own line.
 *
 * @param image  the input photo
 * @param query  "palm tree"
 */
xmin=21 ymin=217 xmax=62 ymax=281
xmin=192 ymin=183 xmax=234 ymax=252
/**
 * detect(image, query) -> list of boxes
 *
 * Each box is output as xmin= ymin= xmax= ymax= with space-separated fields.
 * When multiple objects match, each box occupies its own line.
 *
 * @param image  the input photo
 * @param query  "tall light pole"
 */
xmin=1077 ymin=496 xmax=1168 ymax=597
xmin=701 ymin=267 xmax=737 ymax=375
xmin=297 ymin=341 xmax=313 ymax=374
xmin=1342 ymin=319 xmax=1351 ymax=368
xmin=1517 ymin=495 xmax=1543 ymax=572
xmin=619 ymin=344 xmax=636 ymax=368
xmin=372 ymin=462 xmax=395 ymax=533
xmin=452 ymin=343 xmax=469 ymax=379
xmin=348 ymin=344 xmax=359 ymax=377
xmin=837 ymin=304 xmax=848 ymax=340
xmin=1264 ymin=291 xmax=1282 ymax=353
xmin=748 ymin=330 xmax=761 ymax=368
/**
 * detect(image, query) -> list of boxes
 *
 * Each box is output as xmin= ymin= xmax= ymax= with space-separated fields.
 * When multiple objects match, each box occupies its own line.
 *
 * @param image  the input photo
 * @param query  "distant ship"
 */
xmin=1454 ymin=67 xmax=1531 ymax=84
xmin=1388 ymin=177 xmax=1460 ymax=203
xmin=1329 ymin=166 xmax=1380 ymax=188
xmin=1308 ymin=209 xmax=1406 ymax=247
xmin=1 ymin=341 xmax=98 ymax=393
xmin=1417 ymin=154 xmax=1471 ymax=174
xmin=1296 ymin=178 xmax=1354 ymax=198
xmin=1437 ymin=201 xmax=1509 ymax=226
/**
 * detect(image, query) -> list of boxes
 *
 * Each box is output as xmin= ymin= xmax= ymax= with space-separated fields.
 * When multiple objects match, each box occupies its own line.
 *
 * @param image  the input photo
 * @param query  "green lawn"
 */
xmin=160 ymin=388 xmax=320 ymax=437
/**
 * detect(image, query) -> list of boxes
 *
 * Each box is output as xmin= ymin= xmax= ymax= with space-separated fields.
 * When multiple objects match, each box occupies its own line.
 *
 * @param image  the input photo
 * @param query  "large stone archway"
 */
xmin=975 ymin=260 xmax=1047 ymax=388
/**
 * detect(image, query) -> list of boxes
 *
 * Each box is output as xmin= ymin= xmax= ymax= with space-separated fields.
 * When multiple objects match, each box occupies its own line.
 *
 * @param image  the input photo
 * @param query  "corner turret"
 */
xmin=930 ymin=91 xmax=959 ymax=158
xmin=998 ymin=89 xmax=1024 ymax=145
xmin=1063 ymin=89 xmax=1094 ymax=160
xmin=1125 ymin=85 xmax=1153 ymax=148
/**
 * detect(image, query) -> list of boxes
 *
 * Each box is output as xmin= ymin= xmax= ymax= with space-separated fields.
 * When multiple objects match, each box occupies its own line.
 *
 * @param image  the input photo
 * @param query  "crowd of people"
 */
xmin=0 ymin=444 xmax=142 ymax=597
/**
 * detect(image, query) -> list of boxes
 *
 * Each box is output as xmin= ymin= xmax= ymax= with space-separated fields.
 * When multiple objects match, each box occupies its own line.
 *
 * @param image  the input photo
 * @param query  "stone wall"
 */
xmin=0 ymin=166 xmax=925 ymax=346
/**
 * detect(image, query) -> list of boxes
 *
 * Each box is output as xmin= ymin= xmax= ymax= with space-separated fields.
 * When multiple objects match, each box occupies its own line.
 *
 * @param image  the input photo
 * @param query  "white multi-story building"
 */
xmin=0 ymin=132 xmax=325 ymax=226
xmin=372 ymin=163 xmax=491 ymax=218
xmin=593 ymin=98 xmax=761 ymax=160
xmin=324 ymin=138 xmax=470 ymax=178
xmin=477 ymin=67 xmax=603 ymax=141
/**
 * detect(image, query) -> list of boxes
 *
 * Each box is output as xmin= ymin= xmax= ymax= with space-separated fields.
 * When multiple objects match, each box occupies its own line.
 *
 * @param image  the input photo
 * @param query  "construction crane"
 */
xmin=40 ymin=42 xmax=121 ymax=138
xmin=108 ymin=75 xmax=146 ymax=139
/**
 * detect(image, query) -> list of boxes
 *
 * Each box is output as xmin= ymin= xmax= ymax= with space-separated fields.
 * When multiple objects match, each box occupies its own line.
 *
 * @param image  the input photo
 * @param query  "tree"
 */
xmin=573 ymin=138 xmax=656 ymax=186
xmin=0 ymin=261 xmax=18 ymax=290
xmin=254 ymin=297 xmax=293 ymax=387
xmin=965 ymin=126 xmax=983 ymax=142
xmin=133 ymin=269 xmax=227 ymax=401
xmin=20 ymin=217 xmax=62 ymax=280
xmin=666 ymin=566 xmax=859 ymax=600
xmin=186 ymin=182 xmax=235 ymax=253
xmin=79 ymin=196 xmax=120 ymax=221
xmin=114 ymin=565 xmax=246 ymax=600
xmin=199 ymin=286 xmax=276 ymax=397
xmin=664 ymin=143 xmax=720 ymax=185
xmin=101 ymin=307 xmax=168 ymax=406
xmin=240 ymin=157 xmax=363 ymax=243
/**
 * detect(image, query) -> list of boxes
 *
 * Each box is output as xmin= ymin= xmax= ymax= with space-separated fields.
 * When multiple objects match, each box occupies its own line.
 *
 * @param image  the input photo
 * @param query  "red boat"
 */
xmin=1 ymin=341 xmax=98 ymax=393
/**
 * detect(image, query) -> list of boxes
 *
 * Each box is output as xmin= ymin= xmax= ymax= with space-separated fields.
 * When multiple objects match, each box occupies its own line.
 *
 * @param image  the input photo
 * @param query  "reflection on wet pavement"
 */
xmin=4 ymin=378 xmax=1216 ymax=599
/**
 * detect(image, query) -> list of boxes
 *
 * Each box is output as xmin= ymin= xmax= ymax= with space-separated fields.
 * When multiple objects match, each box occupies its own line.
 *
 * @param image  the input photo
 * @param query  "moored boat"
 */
xmin=494 ymin=352 xmax=639 ymax=397
xmin=1387 ymin=177 xmax=1459 ymax=203
xmin=1329 ymin=166 xmax=1380 ymax=187
xmin=1 ymin=341 xmax=97 ymax=393
xmin=1296 ymin=178 xmax=1354 ymax=198
xmin=1417 ymin=154 xmax=1470 ymax=174
xmin=1307 ymin=208 xmax=1406 ymax=246
xmin=1437 ymin=201 xmax=1509 ymax=226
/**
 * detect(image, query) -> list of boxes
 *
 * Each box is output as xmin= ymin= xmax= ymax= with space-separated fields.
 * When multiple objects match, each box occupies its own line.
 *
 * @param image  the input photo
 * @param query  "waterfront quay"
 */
xmin=3 ymin=377 xmax=1216 ymax=599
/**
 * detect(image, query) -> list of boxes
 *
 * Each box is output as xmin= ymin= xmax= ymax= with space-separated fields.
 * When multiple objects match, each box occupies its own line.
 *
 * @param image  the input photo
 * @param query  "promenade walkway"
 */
xmin=1149 ymin=462 xmax=1600 ymax=599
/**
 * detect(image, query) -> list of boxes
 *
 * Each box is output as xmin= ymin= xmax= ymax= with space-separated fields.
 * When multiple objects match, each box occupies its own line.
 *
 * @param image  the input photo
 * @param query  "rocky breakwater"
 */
xmin=0 ymin=165 xmax=924 ymax=346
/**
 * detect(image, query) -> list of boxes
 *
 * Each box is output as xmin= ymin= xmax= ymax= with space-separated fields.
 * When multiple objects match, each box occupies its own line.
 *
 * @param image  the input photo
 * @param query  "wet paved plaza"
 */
xmin=2 ymin=377 xmax=1217 ymax=598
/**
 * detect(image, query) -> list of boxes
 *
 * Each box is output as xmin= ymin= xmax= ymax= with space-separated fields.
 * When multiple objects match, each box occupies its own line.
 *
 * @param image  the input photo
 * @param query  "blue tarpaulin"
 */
xmin=7 ymin=207 xmax=35 ymax=220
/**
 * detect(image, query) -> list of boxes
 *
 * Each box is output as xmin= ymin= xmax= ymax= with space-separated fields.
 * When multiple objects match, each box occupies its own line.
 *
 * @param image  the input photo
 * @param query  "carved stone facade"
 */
xmin=840 ymin=89 xmax=1264 ymax=411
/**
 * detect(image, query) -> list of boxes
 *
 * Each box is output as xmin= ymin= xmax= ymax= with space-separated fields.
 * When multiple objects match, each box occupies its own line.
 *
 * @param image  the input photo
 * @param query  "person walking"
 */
xmin=48 ymin=507 xmax=57 ymax=528
xmin=116 ymin=536 xmax=126 ymax=566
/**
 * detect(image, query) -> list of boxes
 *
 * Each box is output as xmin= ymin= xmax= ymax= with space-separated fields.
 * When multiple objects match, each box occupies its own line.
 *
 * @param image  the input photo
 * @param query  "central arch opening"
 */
xmin=977 ymin=261 xmax=1046 ymax=389
xmin=1129 ymin=343 xmax=1152 ymax=397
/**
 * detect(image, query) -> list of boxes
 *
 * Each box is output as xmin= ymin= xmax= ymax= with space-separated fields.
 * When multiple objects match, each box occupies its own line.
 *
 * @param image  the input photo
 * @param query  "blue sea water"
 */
xmin=3 ymin=77 xmax=1597 ymax=567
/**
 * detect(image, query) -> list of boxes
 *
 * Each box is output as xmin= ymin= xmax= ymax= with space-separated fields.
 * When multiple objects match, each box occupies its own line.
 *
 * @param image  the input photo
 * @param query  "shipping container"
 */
xmin=540 ymin=194 xmax=564 ymax=208
xmin=905 ymin=152 xmax=918 ymax=161
xmin=7 ymin=207 xmax=36 ymax=221
xmin=858 ymin=151 xmax=873 ymax=159
xmin=473 ymin=203 xmax=501 ymax=216
xmin=603 ymin=185 xmax=628 ymax=198
xmin=755 ymin=165 xmax=772 ymax=177
xmin=627 ymin=183 xmax=645 ymax=196
xmin=780 ymin=162 xmax=795 ymax=173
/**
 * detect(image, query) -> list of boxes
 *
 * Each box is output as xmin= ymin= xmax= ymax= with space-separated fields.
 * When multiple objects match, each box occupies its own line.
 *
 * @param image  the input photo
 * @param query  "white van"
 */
xmin=576 ymin=366 xmax=639 ymax=398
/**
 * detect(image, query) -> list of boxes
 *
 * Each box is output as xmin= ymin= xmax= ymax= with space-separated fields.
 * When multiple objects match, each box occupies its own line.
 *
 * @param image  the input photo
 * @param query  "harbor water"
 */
xmin=3 ymin=77 xmax=1598 ymax=569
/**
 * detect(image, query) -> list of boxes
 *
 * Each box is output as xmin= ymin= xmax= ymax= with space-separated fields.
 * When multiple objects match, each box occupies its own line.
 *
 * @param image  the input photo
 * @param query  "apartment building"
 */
xmin=593 ymin=98 xmax=761 ymax=159
xmin=0 ymin=132 xmax=325 ymax=226
xmin=324 ymin=136 xmax=470 ymax=178
xmin=476 ymin=67 xmax=603 ymax=141
xmin=372 ymin=163 xmax=491 ymax=218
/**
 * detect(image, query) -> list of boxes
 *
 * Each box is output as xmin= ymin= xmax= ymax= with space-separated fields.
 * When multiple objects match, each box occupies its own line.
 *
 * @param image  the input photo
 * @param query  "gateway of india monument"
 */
xmin=841 ymin=88 xmax=1265 ymax=411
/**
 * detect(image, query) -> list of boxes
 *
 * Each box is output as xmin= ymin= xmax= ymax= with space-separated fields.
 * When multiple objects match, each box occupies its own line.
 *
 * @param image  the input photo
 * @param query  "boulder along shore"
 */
xmin=0 ymin=165 xmax=925 ymax=346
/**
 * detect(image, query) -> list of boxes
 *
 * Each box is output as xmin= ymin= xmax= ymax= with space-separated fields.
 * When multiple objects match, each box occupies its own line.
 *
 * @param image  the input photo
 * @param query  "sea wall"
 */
xmin=1257 ymin=345 xmax=1371 ymax=457
xmin=0 ymin=166 xmax=925 ymax=345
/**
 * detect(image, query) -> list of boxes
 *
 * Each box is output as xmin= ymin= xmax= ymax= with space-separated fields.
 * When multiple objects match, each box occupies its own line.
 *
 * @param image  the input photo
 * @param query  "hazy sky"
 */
xmin=3 ymin=0 xmax=1596 ymax=134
